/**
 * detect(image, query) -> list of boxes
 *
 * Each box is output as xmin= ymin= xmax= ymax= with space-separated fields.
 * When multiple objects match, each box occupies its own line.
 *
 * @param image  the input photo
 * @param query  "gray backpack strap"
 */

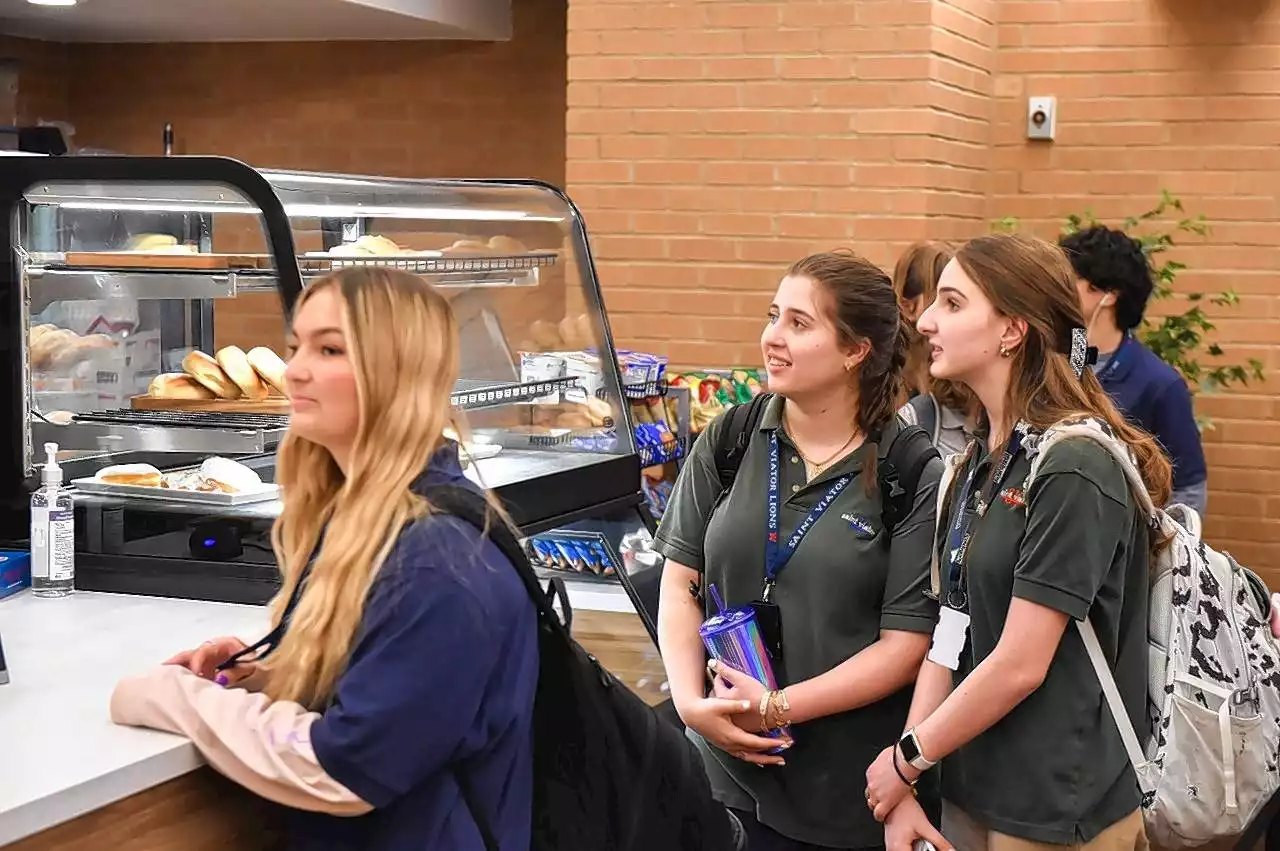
xmin=903 ymin=394 xmax=942 ymax=446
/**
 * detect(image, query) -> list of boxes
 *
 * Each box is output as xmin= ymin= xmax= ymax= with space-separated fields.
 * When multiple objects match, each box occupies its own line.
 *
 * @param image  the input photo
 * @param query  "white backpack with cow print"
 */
xmin=1024 ymin=417 xmax=1280 ymax=849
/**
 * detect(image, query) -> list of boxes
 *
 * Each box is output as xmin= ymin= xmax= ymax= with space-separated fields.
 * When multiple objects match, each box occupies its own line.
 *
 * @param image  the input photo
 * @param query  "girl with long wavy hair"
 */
xmin=862 ymin=233 xmax=1170 ymax=851
xmin=893 ymin=241 xmax=974 ymax=459
xmin=110 ymin=267 xmax=539 ymax=850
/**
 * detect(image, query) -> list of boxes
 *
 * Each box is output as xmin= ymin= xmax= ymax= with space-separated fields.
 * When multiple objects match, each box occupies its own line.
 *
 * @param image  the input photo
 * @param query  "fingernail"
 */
xmin=740 ymin=700 xmax=751 ymax=711
xmin=707 ymin=659 xmax=718 ymax=670
xmin=215 ymin=674 xmax=228 ymax=686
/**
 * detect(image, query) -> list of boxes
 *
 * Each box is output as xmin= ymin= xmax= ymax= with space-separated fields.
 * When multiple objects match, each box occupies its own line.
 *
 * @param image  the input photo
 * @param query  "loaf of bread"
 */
xmin=182 ymin=351 xmax=240 ymax=399
xmin=328 ymin=234 xmax=403 ymax=257
xmin=216 ymin=346 xmax=268 ymax=400
xmin=149 ymin=373 xmax=217 ymax=400
xmin=97 ymin=463 xmax=163 ymax=488
xmin=246 ymin=347 xmax=288 ymax=396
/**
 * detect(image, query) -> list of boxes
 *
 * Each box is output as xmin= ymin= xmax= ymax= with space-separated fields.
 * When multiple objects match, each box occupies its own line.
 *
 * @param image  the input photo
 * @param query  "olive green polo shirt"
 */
xmin=654 ymin=395 xmax=943 ymax=848
xmin=938 ymin=433 xmax=1150 ymax=845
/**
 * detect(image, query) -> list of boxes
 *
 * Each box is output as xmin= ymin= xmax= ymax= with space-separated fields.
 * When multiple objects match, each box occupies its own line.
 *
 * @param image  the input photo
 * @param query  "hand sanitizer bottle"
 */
xmin=31 ymin=442 xmax=74 ymax=598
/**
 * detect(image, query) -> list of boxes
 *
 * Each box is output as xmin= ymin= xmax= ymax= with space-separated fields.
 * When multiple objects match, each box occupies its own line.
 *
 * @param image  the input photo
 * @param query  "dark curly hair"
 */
xmin=1058 ymin=225 xmax=1153 ymax=330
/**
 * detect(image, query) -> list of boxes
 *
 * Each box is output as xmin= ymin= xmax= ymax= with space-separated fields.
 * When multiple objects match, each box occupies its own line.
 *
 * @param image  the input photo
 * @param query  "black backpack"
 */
xmin=712 ymin=392 xmax=939 ymax=541
xmin=424 ymin=485 xmax=741 ymax=851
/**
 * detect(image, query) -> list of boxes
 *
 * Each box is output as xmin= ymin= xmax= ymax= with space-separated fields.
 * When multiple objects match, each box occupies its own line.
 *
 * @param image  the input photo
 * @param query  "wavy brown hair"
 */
xmin=892 ymin=240 xmax=973 ymax=413
xmin=788 ymin=250 xmax=911 ymax=491
xmin=954 ymin=233 xmax=1172 ymax=508
xmin=260 ymin=267 xmax=473 ymax=710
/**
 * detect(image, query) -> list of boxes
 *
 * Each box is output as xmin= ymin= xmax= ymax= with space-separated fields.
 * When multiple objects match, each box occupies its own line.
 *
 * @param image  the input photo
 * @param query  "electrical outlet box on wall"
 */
xmin=1027 ymin=96 xmax=1057 ymax=141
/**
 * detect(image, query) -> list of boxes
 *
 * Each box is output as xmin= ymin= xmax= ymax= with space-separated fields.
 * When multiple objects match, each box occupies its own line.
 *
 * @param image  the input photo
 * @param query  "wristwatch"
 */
xmin=897 ymin=728 xmax=936 ymax=772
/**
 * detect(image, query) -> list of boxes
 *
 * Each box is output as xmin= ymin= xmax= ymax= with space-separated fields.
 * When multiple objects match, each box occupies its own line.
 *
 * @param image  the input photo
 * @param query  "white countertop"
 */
xmin=0 ymin=590 xmax=268 ymax=845
xmin=0 ymin=579 xmax=638 ymax=844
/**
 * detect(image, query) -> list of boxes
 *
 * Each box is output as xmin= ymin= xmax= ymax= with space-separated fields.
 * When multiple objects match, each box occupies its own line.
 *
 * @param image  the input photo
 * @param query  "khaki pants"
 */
xmin=942 ymin=803 xmax=1148 ymax=851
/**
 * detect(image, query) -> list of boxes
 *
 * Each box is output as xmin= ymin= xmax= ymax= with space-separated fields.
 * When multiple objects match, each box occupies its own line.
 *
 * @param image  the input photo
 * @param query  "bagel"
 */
xmin=246 ymin=347 xmax=288 ymax=396
xmin=182 ymin=351 xmax=240 ymax=399
xmin=216 ymin=346 xmax=268 ymax=400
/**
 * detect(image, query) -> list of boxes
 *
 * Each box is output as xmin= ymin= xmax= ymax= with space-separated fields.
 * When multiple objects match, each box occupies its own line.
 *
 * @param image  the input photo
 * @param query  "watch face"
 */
xmin=899 ymin=733 xmax=921 ymax=763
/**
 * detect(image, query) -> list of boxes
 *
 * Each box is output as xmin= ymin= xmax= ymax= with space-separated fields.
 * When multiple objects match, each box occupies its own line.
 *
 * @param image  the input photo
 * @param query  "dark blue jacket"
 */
xmin=1096 ymin=334 xmax=1207 ymax=494
xmin=290 ymin=444 xmax=539 ymax=850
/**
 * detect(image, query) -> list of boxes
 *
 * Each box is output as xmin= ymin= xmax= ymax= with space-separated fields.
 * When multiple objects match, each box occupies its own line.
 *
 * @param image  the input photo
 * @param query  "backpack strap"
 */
xmin=1018 ymin=419 xmax=1158 ymax=796
xmin=902 ymin=393 xmax=942 ymax=447
xmin=420 ymin=483 xmax=558 ymax=851
xmin=928 ymin=449 xmax=970 ymax=600
xmin=877 ymin=417 xmax=940 ymax=544
xmin=713 ymin=391 xmax=773 ymax=493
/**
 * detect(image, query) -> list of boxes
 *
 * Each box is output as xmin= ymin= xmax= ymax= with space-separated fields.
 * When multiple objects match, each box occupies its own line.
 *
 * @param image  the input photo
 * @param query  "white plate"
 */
xmin=72 ymin=477 xmax=280 ymax=506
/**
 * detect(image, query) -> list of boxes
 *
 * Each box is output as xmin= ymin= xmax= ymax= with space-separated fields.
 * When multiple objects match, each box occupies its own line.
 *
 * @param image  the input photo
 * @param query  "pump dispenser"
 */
xmin=31 ymin=441 xmax=74 ymax=597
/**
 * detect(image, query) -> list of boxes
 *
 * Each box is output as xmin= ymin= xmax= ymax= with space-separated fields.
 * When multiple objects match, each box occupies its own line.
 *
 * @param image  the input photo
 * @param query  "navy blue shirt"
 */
xmin=1095 ymin=334 xmax=1207 ymax=496
xmin=288 ymin=444 xmax=539 ymax=850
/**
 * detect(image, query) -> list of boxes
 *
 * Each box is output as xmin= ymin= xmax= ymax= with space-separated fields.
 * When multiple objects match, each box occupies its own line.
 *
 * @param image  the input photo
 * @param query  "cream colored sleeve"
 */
xmin=110 ymin=664 xmax=372 ymax=816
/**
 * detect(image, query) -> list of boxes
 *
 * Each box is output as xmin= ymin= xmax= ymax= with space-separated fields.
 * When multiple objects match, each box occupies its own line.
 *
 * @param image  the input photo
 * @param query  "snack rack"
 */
xmin=0 ymin=156 xmax=664 ymax=618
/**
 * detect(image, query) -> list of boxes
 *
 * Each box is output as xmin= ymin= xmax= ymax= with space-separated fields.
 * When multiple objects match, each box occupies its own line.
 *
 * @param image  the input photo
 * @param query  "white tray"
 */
xmin=71 ymin=477 xmax=280 ymax=506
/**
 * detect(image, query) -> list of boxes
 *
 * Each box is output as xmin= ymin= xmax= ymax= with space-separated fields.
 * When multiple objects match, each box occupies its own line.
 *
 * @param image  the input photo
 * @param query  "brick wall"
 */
xmin=989 ymin=0 xmax=1280 ymax=570
xmin=565 ymin=0 xmax=1280 ymax=573
xmin=43 ymin=0 xmax=568 ymax=352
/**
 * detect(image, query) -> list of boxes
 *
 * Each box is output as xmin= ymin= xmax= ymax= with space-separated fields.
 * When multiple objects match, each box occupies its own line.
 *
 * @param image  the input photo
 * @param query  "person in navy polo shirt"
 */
xmin=1060 ymin=225 xmax=1208 ymax=516
xmin=110 ymin=267 xmax=538 ymax=851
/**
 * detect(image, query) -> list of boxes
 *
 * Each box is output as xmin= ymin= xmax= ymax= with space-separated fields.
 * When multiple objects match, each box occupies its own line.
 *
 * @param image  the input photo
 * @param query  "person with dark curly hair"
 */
xmin=1059 ymin=225 xmax=1207 ymax=516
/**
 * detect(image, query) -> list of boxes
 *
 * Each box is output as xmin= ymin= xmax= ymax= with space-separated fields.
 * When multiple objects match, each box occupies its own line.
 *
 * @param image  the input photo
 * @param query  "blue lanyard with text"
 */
xmin=943 ymin=423 xmax=1029 ymax=610
xmin=763 ymin=431 xmax=851 ymax=602
xmin=1095 ymin=334 xmax=1131 ymax=383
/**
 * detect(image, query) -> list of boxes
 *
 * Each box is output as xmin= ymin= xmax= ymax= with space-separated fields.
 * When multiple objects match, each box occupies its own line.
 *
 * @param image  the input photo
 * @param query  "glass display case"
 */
xmin=0 ymin=158 xmax=659 ymax=645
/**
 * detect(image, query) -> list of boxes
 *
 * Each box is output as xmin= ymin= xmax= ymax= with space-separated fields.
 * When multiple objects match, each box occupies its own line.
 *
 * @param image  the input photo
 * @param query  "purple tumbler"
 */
xmin=698 ymin=585 xmax=792 ymax=752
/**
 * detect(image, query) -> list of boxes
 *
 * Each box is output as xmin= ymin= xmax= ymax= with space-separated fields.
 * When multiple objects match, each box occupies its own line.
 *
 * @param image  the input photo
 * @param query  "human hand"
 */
xmin=164 ymin=636 xmax=255 ymax=687
xmin=707 ymin=659 xmax=769 ymax=733
xmin=677 ymin=696 xmax=791 ymax=767
xmin=865 ymin=744 xmax=919 ymax=822
xmin=883 ymin=795 xmax=951 ymax=851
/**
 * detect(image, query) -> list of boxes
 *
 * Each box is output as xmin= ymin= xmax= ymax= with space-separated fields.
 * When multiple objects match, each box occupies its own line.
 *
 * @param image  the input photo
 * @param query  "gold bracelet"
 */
xmin=758 ymin=691 xmax=773 ymax=732
xmin=766 ymin=689 xmax=790 ymax=730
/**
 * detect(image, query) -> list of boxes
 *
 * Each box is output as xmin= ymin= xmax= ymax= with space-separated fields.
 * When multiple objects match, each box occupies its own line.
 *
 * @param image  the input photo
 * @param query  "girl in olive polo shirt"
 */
xmin=654 ymin=251 xmax=944 ymax=851
xmin=863 ymin=234 xmax=1172 ymax=851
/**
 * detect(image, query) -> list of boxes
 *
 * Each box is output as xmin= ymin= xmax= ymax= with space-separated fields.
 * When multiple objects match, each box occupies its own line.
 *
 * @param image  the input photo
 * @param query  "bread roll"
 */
xmin=97 ymin=463 xmax=163 ymax=487
xmin=529 ymin=320 xmax=563 ymax=350
xmin=51 ymin=333 xmax=116 ymax=369
xmin=149 ymin=372 xmax=217 ymax=400
xmin=443 ymin=239 xmax=491 ymax=255
xmin=199 ymin=457 xmax=263 ymax=493
xmin=216 ymin=346 xmax=268 ymax=400
xmin=182 ymin=351 xmax=240 ymax=399
xmin=30 ymin=328 xmax=77 ymax=369
xmin=488 ymin=235 xmax=528 ymax=254
xmin=585 ymin=397 xmax=614 ymax=427
xmin=246 ymin=347 xmax=288 ymax=396
xmin=575 ymin=313 xmax=594 ymax=346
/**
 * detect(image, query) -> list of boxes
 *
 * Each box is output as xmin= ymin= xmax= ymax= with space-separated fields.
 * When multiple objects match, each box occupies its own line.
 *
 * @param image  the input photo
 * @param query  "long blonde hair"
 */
xmin=261 ymin=267 xmax=461 ymax=709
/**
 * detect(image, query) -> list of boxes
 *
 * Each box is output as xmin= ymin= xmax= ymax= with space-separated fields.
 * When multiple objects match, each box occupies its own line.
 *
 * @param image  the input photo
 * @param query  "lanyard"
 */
xmin=1095 ymin=334 xmax=1130 ymax=383
xmin=763 ymin=431 xmax=851 ymax=602
xmin=215 ymin=536 xmax=323 ymax=672
xmin=943 ymin=423 xmax=1029 ymax=610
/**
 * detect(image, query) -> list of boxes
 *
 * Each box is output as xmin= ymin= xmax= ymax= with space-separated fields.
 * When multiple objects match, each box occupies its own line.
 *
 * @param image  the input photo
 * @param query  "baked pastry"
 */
xmin=198 ymin=456 xmax=263 ymax=493
xmin=529 ymin=320 xmax=563 ymax=350
xmin=30 ymin=328 xmax=77 ymax=369
xmin=97 ymin=463 xmax=163 ymax=488
xmin=443 ymin=239 xmax=492 ymax=255
xmin=329 ymin=234 xmax=402 ymax=257
xmin=246 ymin=347 xmax=288 ymax=396
xmin=148 ymin=373 xmax=217 ymax=400
xmin=585 ymin=397 xmax=614 ymax=428
xmin=487 ymin=235 xmax=528 ymax=254
xmin=216 ymin=346 xmax=268 ymax=400
xmin=182 ymin=351 xmax=240 ymax=399
xmin=50 ymin=333 xmax=115 ymax=369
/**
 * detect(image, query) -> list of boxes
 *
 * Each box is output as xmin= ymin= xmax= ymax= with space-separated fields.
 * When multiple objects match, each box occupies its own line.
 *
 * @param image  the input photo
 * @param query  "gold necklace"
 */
xmin=785 ymin=413 xmax=860 ymax=480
